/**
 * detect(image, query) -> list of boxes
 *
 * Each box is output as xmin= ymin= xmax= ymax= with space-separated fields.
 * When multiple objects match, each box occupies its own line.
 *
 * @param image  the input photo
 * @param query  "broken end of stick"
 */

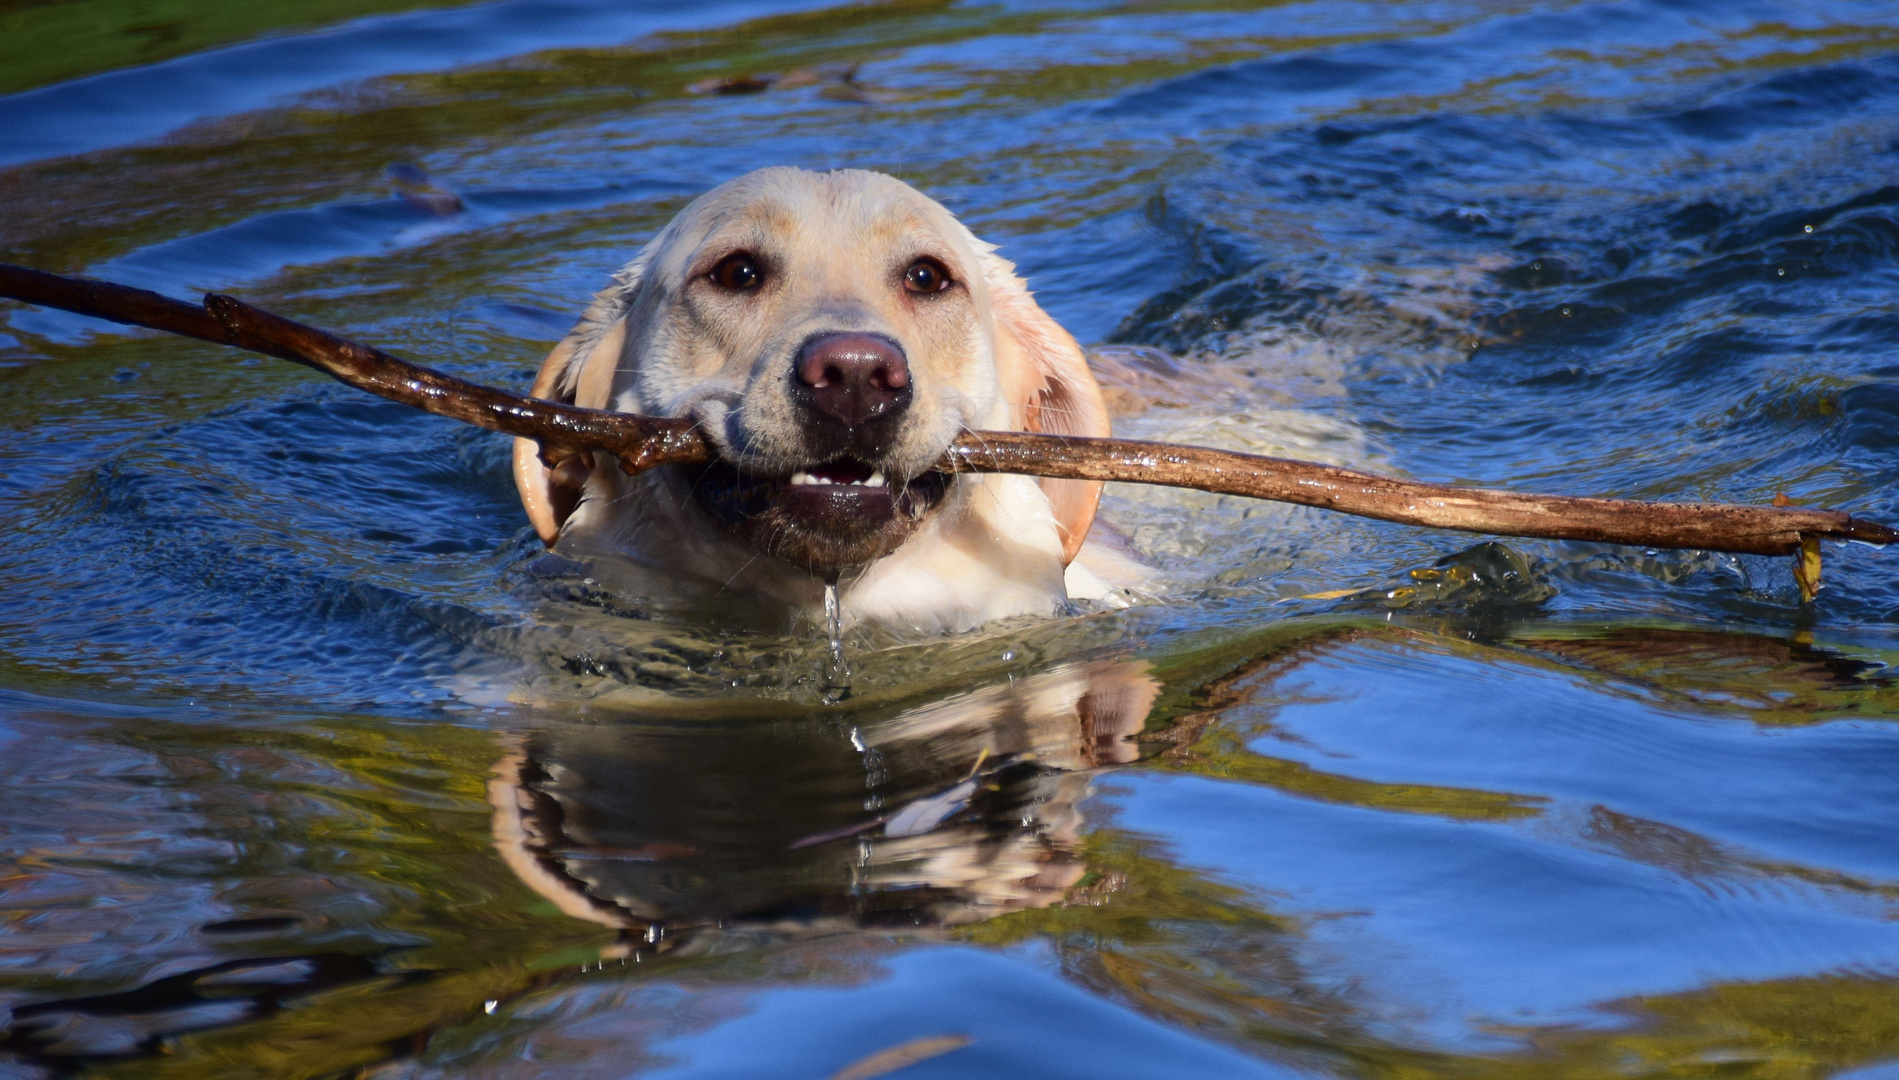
xmin=1794 ymin=534 xmax=1823 ymax=604
xmin=1792 ymin=508 xmax=1892 ymax=603
xmin=616 ymin=424 xmax=713 ymax=476
xmin=1835 ymin=515 xmax=1899 ymax=546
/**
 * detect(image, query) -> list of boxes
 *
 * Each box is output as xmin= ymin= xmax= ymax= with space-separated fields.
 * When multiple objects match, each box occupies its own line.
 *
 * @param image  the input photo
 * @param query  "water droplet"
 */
xmin=1001 ymin=650 xmax=1016 ymax=661
xmin=1804 ymin=224 xmax=1814 ymax=233
xmin=1560 ymin=306 xmax=1573 ymax=317
xmin=1777 ymin=268 xmax=1786 ymax=276
xmin=1531 ymin=261 xmax=1542 ymax=271
xmin=484 ymin=1000 xmax=498 ymax=1015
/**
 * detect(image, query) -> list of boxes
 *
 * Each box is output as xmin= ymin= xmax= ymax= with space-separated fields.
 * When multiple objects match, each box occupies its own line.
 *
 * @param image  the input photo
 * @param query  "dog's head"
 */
xmin=514 ymin=167 xmax=1108 ymax=576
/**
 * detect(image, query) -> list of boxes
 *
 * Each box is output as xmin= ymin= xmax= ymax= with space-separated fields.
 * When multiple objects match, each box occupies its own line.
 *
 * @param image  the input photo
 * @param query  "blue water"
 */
xmin=3 ymin=0 xmax=1899 ymax=1075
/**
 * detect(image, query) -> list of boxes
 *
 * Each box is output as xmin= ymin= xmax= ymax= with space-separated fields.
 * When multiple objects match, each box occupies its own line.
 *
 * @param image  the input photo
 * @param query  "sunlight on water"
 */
xmin=2 ymin=0 xmax=1899 ymax=1075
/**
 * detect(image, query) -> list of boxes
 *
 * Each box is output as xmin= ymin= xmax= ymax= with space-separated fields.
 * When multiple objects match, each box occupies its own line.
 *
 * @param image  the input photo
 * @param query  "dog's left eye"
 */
xmin=710 ymin=253 xmax=763 ymax=290
xmin=903 ymin=258 xmax=952 ymax=294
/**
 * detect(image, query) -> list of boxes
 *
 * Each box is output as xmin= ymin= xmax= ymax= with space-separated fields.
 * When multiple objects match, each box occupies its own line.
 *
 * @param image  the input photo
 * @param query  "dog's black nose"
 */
xmin=792 ymin=332 xmax=911 ymax=427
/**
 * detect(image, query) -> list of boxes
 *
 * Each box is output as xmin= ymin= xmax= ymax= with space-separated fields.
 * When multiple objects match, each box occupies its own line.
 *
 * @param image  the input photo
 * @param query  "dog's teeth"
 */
xmin=790 ymin=470 xmax=885 ymax=487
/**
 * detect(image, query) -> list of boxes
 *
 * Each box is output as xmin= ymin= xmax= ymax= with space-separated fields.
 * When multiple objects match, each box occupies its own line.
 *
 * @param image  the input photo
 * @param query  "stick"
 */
xmin=941 ymin=432 xmax=1893 ymax=557
xmin=0 ymin=263 xmax=706 ymax=473
xmin=3 ymin=263 xmax=1890 ymax=591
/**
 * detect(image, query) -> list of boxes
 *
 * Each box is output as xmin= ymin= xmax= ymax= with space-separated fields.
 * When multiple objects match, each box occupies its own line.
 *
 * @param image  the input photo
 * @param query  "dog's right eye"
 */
xmin=709 ymin=253 xmax=763 ymax=290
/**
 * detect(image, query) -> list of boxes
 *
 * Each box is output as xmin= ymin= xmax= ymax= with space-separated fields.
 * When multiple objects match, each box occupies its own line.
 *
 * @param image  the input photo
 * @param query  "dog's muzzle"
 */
xmin=683 ymin=332 xmax=952 ymax=574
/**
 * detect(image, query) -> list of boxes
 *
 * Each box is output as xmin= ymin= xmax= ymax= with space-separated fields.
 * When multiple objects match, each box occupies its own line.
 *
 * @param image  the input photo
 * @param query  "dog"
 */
xmin=512 ymin=167 xmax=1139 ymax=634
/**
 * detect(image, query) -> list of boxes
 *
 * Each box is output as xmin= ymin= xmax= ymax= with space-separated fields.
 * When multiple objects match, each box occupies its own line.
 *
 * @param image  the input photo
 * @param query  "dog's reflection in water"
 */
xmin=489 ymin=661 xmax=1158 ymax=952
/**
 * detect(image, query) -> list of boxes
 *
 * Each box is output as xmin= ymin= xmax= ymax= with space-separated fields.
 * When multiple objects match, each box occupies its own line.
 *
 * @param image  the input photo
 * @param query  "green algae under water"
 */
xmin=3 ymin=0 xmax=1899 ymax=1076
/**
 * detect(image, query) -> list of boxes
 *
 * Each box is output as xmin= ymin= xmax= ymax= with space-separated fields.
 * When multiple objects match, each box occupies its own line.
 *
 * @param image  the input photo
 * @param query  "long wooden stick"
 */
xmin=940 ymin=432 xmax=1891 ymax=556
xmin=3 ymin=264 xmax=1890 ymax=582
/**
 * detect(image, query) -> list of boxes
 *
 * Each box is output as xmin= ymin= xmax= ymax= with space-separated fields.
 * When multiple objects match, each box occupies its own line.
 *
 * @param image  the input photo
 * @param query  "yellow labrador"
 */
xmin=514 ymin=167 xmax=1130 ymax=632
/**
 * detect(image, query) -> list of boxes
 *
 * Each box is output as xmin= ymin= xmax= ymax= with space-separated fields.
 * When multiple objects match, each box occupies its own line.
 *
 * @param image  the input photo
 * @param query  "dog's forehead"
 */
xmin=665 ymin=168 xmax=970 ymax=270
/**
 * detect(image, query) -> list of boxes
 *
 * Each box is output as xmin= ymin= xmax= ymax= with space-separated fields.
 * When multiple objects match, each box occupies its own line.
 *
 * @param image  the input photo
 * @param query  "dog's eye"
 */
xmin=902 ymin=258 xmax=951 ymax=294
xmin=710 ymin=253 xmax=763 ymax=290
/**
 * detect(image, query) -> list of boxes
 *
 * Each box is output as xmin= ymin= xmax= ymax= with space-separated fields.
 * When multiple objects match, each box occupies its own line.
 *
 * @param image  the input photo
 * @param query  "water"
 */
xmin=822 ymin=577 xmax=851 ymax=701
xmin=2 ymin=0 xmax=1898 ymax=1075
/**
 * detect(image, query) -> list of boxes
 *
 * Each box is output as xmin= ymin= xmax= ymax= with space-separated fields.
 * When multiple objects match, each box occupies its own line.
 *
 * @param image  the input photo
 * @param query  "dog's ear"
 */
xmin=981 ymin=253 xmax=1111 ymax=565
xmin=512 ymin=262 xmax=643 ymax=547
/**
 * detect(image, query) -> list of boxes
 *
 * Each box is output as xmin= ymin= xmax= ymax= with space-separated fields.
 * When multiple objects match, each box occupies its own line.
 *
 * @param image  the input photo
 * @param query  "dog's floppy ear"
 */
xmin=981 ymin=253 xmax=1111 ymax=565
xmin=512 ymin=260 xmax=644 ymax=547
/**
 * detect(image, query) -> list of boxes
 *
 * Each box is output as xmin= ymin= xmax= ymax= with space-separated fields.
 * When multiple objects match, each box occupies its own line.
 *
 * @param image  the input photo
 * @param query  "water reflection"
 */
xmin=1 ymin=621 xmax=1897 ymax=1077
xmin=489 ymin=661 xmax=1159 ymax=952
xmin=457 ymin=620 xmax=1899 ymax=1077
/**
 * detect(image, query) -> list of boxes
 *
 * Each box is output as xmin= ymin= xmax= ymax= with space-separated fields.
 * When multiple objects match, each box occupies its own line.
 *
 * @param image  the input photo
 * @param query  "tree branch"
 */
xmin=941 ymin=432 xmax=1892 ymax=557
xmin=3 ymin=263 xmax=1890 ymax=597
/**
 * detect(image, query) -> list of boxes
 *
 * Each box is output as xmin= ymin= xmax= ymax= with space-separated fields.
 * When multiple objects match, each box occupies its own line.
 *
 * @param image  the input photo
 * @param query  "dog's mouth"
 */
xmin=686 ymin=455 xmax=953 ymax=573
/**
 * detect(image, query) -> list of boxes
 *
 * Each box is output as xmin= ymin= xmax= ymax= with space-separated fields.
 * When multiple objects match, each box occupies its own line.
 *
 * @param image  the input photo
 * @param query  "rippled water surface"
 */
xmin=4 ymin=0 xmax=1899 ymax=1076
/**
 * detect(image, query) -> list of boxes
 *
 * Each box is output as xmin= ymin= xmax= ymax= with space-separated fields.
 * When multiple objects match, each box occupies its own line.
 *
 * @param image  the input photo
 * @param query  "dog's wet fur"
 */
xmin=514 ymin=168 xmax=1136 ymax=632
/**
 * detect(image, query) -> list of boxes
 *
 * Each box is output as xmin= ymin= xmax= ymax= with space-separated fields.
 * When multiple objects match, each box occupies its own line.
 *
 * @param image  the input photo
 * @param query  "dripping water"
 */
xmin=822 ymin=575 xmax=851 ymax=702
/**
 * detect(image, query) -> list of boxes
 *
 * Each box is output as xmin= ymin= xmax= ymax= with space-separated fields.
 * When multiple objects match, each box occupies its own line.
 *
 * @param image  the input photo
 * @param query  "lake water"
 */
xmin=3 ymin=0 xmax=1899 ymax=1076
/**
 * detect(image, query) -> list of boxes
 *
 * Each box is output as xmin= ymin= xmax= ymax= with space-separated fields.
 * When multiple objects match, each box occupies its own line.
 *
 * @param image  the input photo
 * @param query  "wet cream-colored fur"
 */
xmin=513 ymin=168 xmax=1119 ymax=633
